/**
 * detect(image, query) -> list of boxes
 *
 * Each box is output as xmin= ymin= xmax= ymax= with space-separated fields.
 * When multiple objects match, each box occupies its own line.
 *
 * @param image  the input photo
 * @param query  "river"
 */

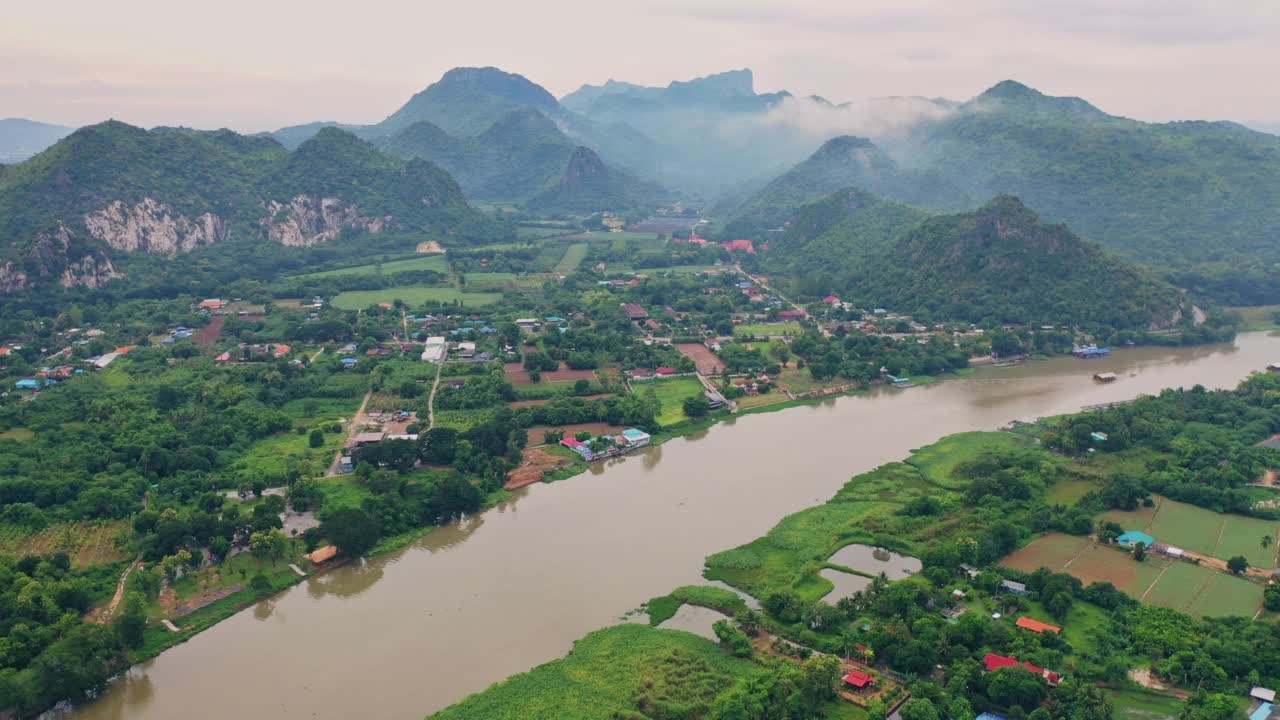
xmin=68 ymin=332 xmax=1280 ymax=719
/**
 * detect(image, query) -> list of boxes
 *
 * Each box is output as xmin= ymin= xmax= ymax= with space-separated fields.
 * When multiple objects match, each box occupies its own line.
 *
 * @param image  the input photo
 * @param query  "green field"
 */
xmin=516 ymin=226 xmax=575 ymax=240
xmin=733 ymin=322 xmax=803 ymax=338
xmin=459 ymin=272 xmax=548 ymax=291
xmin=331 ymin=287 xmax=502 ymax=309
xmin=568 ymin=231 xmax=661 ymax=242
xmin=1107 ymin=689 xmax=1186 ymax=720
xmin=555 ymin=243 xmax=589 ymax=273
xmin=643 ymin=377 xmax=708 ymax=426
xmin=1106 ymin=496 xmax=1280 ymax=568
xmin=906 ymin=431 xmax=1031 ymax=489
xmin=1226 ymin=305 xmax=1280 ymax=332
xmin=431 ymin=624 xmax=763 ymax=720
xmin=1046 ymin=477 xmax=1103 ymax=504
xmin=289 ymin=254 xmax=448 ymax=279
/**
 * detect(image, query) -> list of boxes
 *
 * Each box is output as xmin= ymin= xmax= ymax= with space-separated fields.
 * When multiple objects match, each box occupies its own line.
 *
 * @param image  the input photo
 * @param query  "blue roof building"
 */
xmin=977 ymin=713 xmax=1008 ymax=720
xmin=1250 ymin=703 xmax=1274 ymax=720
xmin=1117 ymin=530 xmax=1155 ymax=548
xmin=15 ymin=379 xmax=41 ymax=390
xmin=340 ymin=357 xmax=358 ymax=367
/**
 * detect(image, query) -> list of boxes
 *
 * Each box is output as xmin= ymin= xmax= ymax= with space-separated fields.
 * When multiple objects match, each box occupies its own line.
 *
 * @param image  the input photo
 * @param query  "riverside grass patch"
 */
xmin=646 ymin=585 xmax=749 ymax=626
xmin=430 ymin=624 xmax=763 ymax=720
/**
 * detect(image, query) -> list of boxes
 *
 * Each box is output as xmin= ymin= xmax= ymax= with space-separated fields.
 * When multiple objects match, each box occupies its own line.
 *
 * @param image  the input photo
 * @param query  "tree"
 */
xmin=1227 ymin=555 xmax=1248 ymax=575
xmin=1265 ymin=584 xmax=1280 ymax=612
xmin=987 ymin=667 xmax=1048 ymax=708
xmin=321 ymin=508 xmax=382 ymax=558
xmin=900 ymin=699 xmax=941 ymax=720
xmin=308 ymin=428 xmax=325 ymax=448
xmin=1180 ymin=693 xmax=1241 ymax=720
xmin=1133 ymin=542 xmax=1147 ymax=562
xmin=249 ymin=529 xmax=287 ymax=566
xmin=683 ymin=394 xmax=711 ymax=418
xmin=250 ymin=573 xmax=272 ymax=592
xmin=712 ymin=619 xmax=753 ymax=657
xmin=1263 ymin=535 xmax=1274 ymax=550
xmin=114 ymin=591 xmax=147 ymax=649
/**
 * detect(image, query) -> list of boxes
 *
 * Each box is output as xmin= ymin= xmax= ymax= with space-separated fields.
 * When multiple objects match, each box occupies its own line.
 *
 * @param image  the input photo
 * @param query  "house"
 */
xmin=621 ymin=303 xmax=649 ymax=321
xmin=272 ymin=344 xmax=292 ymax=358
xmin=561 ymin=437 xmax=597 ymax=461
xmin=352 ymin=432 xmax=385 ymax=447
xmin=1000 ymin=580 xmax=1028 ymax=595
xmin=198 ymin=298 xmax=225 ymax=311
xmin=14 ymin=378 xmax=41 ymax=390
xmin=214 ymin=352 xmax=232 ymax=364
xmin=976 ymin=713 xmax=1008 ymax=720
xmin=630 ymin=368 xmax=653 ymax=379
xmin=1090 ymin=431 xmax=1109 ymax=443
xmin=1250 ymin=703 xmax=1275 ymax=720
xmin=655 ymin=366 xmax=677 ymax=376
xmin=644 ymin=319 xmax=661 ymax=331
xmin=305 ymin=545 xmax=338 ymax=564
xmin=982 ymin=654 xmax=1061 ymax=685
xmin=445 ymin=379 xmax=466 ymax=389
xmin=91 ymin=352 xmax=120 ymax=369
xmin=1016 ymin=617 xmax=1061 ymax=634
xmin=456 ymin=341 xmax=477 ymax=359
xmin=620 ymin=428 xmax=651 ymax=448
xmin=340 ymin=357 xmax=358 ymax=368
xmin=1116 ymin=530 xmax=1155 ymax=549
xmin=1251 ymin=688 xmax=1277 ymax=703
xmin=778 ymin=310 xmax=806 ymax=319
xmin=721 ymin=239 xmax=756 ymax=253
xmin=960 ymin=563 xmax=979 ymax=578
xmin=842 ymin=670 xmax=876 ymax=689
xmin=421 ymin=336 xmax=447 ymax=363
xmin=338 ymin=455 xmax=354 ymax=473
xmin=515 ymin=318 xmax=539 ymax=329
xmin=1073 ymin=345 xmax=1111 ymax=358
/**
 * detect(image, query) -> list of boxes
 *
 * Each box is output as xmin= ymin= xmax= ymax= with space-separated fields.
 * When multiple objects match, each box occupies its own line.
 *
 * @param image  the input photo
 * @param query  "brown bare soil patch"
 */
xmin=504 ymin=447 xmax=572 ymax=490
xmin=416 ymin=240 xmax=445 ymax=254
xmin=504 ymin=362 xmax=597 ymax=385
xmin=526 ymin=422 xmax=626 ymax=446
xmin=676 ymin=343 xmax=725 ymax=375
xmin=195 ymin=316 xmax=225 ymax=345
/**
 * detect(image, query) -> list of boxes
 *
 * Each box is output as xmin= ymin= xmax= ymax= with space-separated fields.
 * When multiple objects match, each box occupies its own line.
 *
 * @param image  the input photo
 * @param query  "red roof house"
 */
xmin=721 ymin=239 xmax=756 ymax=253
xmin=655 ymin=366 xmax=677 ymax=376
xmin=272 ymin=344 xmax=292 ymax=358
xmin=823 ymin=295 xmax=840 ymax=304
xmin=778 ymin=310 xmax=807 ymax=319
xmin=1015 ymin=617 xmax=1062 ymax=634
xmin=843 ymin=670 xmax=877 ymax=689
xmin=214 ymin=351 xmax=231 ymax=363
xmin=982 ymin=654 xmax=1061 ymax=685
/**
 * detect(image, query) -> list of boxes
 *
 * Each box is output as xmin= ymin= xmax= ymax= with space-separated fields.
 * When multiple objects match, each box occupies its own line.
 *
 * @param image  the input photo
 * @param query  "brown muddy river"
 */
xmin=67 ymin=333 xmax=1280 ymax=719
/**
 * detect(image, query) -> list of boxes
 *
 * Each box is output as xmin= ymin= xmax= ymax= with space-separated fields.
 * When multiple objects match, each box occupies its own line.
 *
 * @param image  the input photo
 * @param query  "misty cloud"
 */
xmin=727 ymin=94 xmax=956 ymax=143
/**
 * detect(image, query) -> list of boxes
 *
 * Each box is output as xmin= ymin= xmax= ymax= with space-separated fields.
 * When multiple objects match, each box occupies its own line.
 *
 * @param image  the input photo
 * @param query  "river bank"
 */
xmin=62 ymin=332 xmax=1279 ymax=720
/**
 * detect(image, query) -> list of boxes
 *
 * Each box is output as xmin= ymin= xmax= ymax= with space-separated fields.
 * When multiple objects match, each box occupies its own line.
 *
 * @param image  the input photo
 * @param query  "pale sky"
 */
xmin=3 ymin=0 xmax=1278 ymax=132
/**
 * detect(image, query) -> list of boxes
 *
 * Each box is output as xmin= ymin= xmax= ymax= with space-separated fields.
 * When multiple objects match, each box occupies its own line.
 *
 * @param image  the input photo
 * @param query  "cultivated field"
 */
xmin=460 ymin=272 xmax=549 ymax=291
xmin=331 ymin=287 xmax=501 ymax=310
xmin=555 ymin=243 xmax=589 ymax=273
xmin=289 ymin=254 xmax=448 ymax=279
xmin=0 ymin=520 xmax=133 ymax=567
xmin=733 ymin=322 xmax=803 ymax=338
xmin=503 ymin=362 xmax=599 ymax=385
xmin=675 ymin=343 xmax=725 ymax=375
xmin=1001 ymin=534 xmax=1265 ymax=617
xmin=1104 ymin=496 xmax=1280 ymax=568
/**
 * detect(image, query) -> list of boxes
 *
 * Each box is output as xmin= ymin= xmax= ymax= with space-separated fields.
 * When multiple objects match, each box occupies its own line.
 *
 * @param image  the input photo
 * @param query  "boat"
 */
xmin=1073 ymin=345 xmax=1111 ymax=359
xmin=1093 ymin=372 xmax=1117 ymax=383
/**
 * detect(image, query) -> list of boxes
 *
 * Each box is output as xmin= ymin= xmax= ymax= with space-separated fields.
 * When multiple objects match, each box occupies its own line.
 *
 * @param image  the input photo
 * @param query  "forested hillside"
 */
xmin=0 ymin=122 xmax=507 ymax=293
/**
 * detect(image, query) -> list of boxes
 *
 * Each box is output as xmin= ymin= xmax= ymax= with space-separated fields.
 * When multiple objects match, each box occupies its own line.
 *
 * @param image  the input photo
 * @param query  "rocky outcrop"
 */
xmin=83 ymin=198 xmax=227 ymax=255
xmin=262 ymin=195 xmax=389 ymax=247
xmin=0 ymin=223 xmax=121 ymax=293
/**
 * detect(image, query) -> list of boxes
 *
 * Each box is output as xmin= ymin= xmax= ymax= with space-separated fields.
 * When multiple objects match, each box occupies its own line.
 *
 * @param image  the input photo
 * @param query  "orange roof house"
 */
xmin=305 ymin=545 xmax=338 ymax=563
xmin=198 ymin=299 xmax=225 ymax=310
xmin=1016 ymin=617 xmax=1061 ymax=634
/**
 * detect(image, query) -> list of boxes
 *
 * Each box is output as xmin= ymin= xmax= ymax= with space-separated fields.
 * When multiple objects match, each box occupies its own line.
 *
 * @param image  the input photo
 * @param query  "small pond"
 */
xmin=827 ymin=544 xmax=921 ymax=580
xmin=819 ymin=568 xmax=873 ymax=601
xmin=656 ymin=605 xmax=730 ymax=641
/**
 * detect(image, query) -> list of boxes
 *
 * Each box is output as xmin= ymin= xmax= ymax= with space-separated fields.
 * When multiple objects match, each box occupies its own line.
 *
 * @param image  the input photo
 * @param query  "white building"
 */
xmin=420 ymin=336 xmax=447 ymax=363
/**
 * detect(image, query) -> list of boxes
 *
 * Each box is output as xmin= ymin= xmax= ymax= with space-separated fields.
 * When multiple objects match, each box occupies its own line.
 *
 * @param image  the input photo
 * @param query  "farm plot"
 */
xmin=555 ymin=243 xmax=589 ymax=273
xmin=1146 ymin=501 xmax=1223 ymax=556
xmin=1104 ymin=496 xmax=1280 ymax=568
xmin=1000 ymin=533 xmax=1092 ymax=573
xmin=1062 ymin=545 xmax=1168 ymax=597
xmin=675 ymin=343 xmax=725 ymax=375
xmin=331 ymin=287 xmax=501 ymax=310
xmin=290 ymin=254 xmax=447 ymax=279
xmin=460 ymin=272 xmax=549 ymax=291
xmin=0 ymin=520 xmax=133 ymax=567
xmin=1214 ymin=514 xmax=1280 ymax=568
xmin=733 ymin=322 xmax=803 ymax=338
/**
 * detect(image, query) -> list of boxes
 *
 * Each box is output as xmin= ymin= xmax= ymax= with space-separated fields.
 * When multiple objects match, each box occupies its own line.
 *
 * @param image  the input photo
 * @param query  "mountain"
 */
xmin=526 ymin=146 xmax=662 ymax=213
xmin=720 ymin=136 xmax=964 ymax=238
xmin=727 ymin=80 xmax=1280 ymax=303
xmin=0 ymin=119 xmax=75 ymax=163
xmin=0 ymin=122 xmax=504 ymax=292
xmin=562 ymin=69 xmax=820 ymax=198
xmin=380 ymin=66 xmax=559 ymax=136
xmin=767 ymin=192 xmax=1182 ymax=330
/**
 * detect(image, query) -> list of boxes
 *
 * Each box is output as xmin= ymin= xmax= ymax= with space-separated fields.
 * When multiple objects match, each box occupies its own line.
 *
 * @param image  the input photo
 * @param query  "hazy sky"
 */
xmin=3 ymin=0 xmax=1277 ymax=132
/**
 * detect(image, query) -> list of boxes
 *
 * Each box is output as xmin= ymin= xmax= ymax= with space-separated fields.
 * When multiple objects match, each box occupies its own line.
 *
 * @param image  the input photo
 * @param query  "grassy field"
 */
xmin=1104 ymin=496 xmax=1280 ymax=568
xmin=1046 ymin=477 xmax=1103 ymax=504
xmin=289 ymin=254 xmax=447 ymax=279
xmin=775 ymin=366 xmax=849 ymax=395
xmin=733 ymin=322 xmax=803 ymax=338
xmin=1226 ymin=305 xmax=1280 ymax=332
xmin=459 ymin=272 xmax=549 ymax=291
xmin=555 ymin=243 xmax=589 ymax=273
xmin=0 ymin=427 xmax=35 ymax=441
xmin=516 ymin=226 xmax=575 ymax=240
xmin=568 ymin=230 xmax=661 ymax=242
xmin=331 ymin=286 xmax=502 ymax=310
xmin=0 ymin=520 xmax=132 ymax=567
xmin=432 ymin=624 xmax=773 ymax=720
xmin=906 ymin=432 xmax=1031 ymax=489
xmin=1107 ymin=689 xmax=1186 ymax=720
xmin=642 ymin=377 xmax=708 ymax=426
xmin=226 ymin=426 xmax=346 ymax=480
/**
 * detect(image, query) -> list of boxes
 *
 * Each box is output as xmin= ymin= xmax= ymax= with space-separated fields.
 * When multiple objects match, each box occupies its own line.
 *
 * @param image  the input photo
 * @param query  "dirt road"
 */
xmin=327 ymin=390 xmax=372 ymax=476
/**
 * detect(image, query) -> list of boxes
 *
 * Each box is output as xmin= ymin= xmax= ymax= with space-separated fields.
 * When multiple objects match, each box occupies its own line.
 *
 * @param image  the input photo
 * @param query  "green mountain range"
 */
xmin=269 ymin=67 xmax=663 ymax=213
xmin=0 ymin=121 xmax=505 ymax=292
xmin=767 ymin=190 xmax=1183 ymax=330
xmin=725 ymin=80 xmax=1280 ymax=303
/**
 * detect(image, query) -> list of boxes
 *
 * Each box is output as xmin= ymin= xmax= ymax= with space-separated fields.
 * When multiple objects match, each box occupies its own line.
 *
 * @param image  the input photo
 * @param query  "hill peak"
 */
xmin=668 ymin=68 xmax=755 ymax=98
xmin=433 ymin=66 xmax=558 ymax=109
xmin=973 ymin=80 xmax=1104 ymax=117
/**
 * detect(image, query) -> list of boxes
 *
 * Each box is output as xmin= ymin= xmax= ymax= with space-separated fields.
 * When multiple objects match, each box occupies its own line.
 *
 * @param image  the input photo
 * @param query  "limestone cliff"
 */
xmin=83 ymin=198 xmax=227 ymax=255
xmin=0 ymin=223 xmax=120 ymax=293
xmin=262 ymin=195 xmax=389 ymax=247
